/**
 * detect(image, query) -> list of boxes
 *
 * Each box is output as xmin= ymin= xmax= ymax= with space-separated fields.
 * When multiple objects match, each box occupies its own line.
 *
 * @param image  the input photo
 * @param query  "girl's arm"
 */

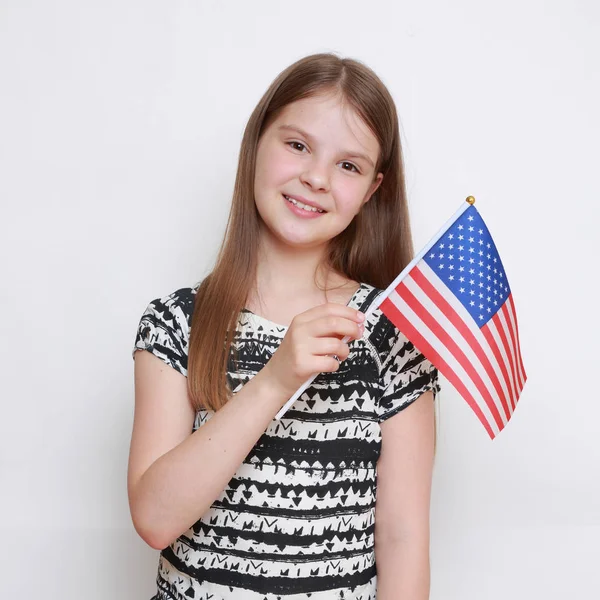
xmin=374 ymin=390 xmax=436 ymax=600
xmin=127 ymin=350 xmax=290 ymax=550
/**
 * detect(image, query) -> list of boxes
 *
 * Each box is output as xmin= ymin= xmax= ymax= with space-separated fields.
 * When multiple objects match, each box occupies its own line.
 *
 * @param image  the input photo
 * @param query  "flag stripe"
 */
xmin=502 ymin=302 xmax=523 ymax=391
xmin=482 ymin=317 xmax=518 ymax=412
xmin=410 ymin=265 xmax=516 ymax=419
xmin=494 ymin=308 xmax=521 ymax=406
xmin=506 ymin=302 xmax=526 ymax=393
xmin=404 ymin=267 xmax=512 ymax=422
xmin=380 ymin=294 xmax=499 ymax=439
xmin=498 ymin=305 xmax=522 ymax=397
xmin=410 ymin=262 xmax=511 ymax=419
xmin=396 ymin=282 xmax=505 ymax=430
xmin=506 ymin=294 xmax=527 ymax=387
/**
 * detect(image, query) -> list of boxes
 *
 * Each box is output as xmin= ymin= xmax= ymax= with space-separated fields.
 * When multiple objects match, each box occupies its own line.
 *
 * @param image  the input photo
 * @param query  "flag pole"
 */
xmin=273 ymin=196 xmax=476 ymax=421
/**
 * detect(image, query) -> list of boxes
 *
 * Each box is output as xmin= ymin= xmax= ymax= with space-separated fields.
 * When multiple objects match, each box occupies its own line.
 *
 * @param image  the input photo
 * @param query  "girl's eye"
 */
xmin=341 ymin=161 xmax=360 ymax=173
xmin=287 ymin=141 xmax=307 ymax=152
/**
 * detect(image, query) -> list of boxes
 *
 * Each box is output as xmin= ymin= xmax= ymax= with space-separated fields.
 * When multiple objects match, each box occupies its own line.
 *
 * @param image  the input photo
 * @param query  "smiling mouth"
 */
xmin=283 ymin=194 xmax=326 ymax=214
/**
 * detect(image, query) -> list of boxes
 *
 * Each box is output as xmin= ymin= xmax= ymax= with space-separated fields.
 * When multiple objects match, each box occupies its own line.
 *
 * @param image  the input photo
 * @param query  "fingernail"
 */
xmin=357 ymin=311 xmax=365 ymax=321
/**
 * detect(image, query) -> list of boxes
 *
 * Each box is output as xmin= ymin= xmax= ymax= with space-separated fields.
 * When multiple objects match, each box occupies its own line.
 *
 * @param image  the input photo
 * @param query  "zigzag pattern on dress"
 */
xmin=134 ymin=281 xmax=441 ymax=599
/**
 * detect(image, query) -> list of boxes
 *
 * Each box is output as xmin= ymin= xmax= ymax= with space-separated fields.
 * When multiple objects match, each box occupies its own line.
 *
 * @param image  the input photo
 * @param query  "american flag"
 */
xmin=378 ymin=200 xmax=526 ymax=439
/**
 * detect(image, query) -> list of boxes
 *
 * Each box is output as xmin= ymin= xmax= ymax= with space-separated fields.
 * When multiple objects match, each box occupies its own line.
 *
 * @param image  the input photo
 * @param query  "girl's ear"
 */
xmin=364 ymin=172 xmax=384 ymax=205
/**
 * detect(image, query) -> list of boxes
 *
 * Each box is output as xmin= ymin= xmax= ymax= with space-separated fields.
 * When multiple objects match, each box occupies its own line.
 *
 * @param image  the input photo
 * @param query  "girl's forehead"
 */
xmin=273 ymin=93 xmax=379 ymax=157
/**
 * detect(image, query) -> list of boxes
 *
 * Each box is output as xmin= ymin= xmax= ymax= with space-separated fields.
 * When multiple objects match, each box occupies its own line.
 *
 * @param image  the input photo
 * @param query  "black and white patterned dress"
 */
xmin=132 ymin=282 xmax=441 ymax=600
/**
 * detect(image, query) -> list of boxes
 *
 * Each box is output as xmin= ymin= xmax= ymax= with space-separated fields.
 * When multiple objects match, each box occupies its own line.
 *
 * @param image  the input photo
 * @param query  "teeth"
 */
xmin=284 ymin=195 xmax=324 ymax=213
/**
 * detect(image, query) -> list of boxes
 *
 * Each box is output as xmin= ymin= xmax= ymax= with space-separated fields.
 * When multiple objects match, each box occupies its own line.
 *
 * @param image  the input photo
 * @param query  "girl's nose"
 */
xmin=300 ymin=161 xmax=330 ymax=192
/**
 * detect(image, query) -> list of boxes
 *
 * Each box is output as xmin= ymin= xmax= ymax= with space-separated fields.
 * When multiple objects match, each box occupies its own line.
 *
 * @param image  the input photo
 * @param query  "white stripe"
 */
xmin=387 ymin=287 xmax=501 ymax=437
xmin=404 ymin=268 xmax=510 ymax=423
xmin=167 ymin=540 xmax=376 ymax=579
xmin=485 ymin=317 xmax=518 ymax=409
xmin=201 ymin=505 xmax=374 ymax=532
xmin=216 ymin=484 xmax=374 ymax=513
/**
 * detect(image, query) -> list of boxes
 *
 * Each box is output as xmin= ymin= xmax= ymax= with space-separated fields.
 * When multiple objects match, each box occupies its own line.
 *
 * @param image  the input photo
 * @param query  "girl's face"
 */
xmin=253 ymin=92 xmax=384 ymax=251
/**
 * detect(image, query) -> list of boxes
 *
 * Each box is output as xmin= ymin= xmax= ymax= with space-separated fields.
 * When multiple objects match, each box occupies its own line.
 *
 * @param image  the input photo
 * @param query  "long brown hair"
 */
xmin=188 ymin=53 xmax=415 ymax=412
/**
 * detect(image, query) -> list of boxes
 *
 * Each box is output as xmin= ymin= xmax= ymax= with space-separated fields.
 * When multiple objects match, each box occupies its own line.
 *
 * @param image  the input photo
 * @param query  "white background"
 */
xmin=1 ymin=1 xmax=598 ymax=598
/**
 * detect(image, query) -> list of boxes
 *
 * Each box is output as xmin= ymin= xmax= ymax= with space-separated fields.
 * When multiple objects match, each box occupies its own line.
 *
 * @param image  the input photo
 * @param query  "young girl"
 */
xmin=129 ymin=52 xmax=441 ymax=600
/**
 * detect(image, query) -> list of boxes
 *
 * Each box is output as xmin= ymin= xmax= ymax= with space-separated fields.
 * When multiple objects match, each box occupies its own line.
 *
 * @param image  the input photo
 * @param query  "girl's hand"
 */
xmin=261 ymin=303 xmax=366 ymax=402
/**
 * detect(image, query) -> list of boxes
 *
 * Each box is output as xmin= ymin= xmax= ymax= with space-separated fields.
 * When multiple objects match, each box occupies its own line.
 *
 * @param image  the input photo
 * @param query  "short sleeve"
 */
xmin=377 ymin=327 xmax=441 ymax=423
xmin=132 ymin=288 xmax=195 ymax=377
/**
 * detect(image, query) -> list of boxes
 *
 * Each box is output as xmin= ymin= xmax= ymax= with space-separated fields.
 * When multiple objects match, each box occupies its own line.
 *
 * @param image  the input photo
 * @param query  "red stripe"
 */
xmin=482 ymin=319 xmax=517 ymax=411
xmin=500 ymin=302 xmax=525 ymax=406
xmin=479 ymin=323 xmax=516 ymax=411
xmin=493 ymin=306 xmax=520 ymax=401
xmin=396 ymin=281 xmax=505 ymax=429
xmin=503 ymin=297 xmax=523 ymax=390
xmin=501 ymin=301 xmax=523 ymax=392
xmin=380 ymin=296 xmax=498 ymax=439
xmin=496 ymin=303 xmax=520 ymax=396
xmin=409 ymin=267 xmax=512 ymax=421
xmin=508 ymin=294 xmax=527 ymax=385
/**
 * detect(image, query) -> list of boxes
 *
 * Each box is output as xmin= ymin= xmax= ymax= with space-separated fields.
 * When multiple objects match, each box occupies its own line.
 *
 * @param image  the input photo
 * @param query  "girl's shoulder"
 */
xmin=141 ymin=284 xmax=198 ymax=333
xmin=131 ymin=283 xmax=200 ymax=376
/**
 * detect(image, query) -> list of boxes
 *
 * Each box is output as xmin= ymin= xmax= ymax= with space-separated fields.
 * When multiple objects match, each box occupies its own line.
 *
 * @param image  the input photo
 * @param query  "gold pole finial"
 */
xmin=466 ymin=196 xmax=476 ymax=205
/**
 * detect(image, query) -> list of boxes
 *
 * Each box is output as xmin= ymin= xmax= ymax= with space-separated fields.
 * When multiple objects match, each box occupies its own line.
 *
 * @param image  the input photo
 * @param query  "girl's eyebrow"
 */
xmin=277 ymin=124 xmax=375 ymax=168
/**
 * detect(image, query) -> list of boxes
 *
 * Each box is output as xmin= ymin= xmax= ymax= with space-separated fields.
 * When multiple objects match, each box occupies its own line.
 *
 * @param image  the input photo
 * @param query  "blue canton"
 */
xmin=423 ymin=205 xmax=511 ymax=327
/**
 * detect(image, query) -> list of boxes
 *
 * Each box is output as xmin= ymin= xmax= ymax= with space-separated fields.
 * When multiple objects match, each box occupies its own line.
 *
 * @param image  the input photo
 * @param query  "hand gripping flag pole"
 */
xmin=274 ymin=197 xmax=527 ymax=439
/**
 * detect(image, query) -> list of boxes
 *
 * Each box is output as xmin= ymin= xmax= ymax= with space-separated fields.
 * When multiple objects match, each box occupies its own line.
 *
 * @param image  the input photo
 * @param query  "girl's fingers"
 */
xmin=296 ymin=302 xmax=364 ymax=326
xmin=311 ymin=337 xmax=351 ymax=359
xmin=308 ymin=316 xmax=363 ymax=340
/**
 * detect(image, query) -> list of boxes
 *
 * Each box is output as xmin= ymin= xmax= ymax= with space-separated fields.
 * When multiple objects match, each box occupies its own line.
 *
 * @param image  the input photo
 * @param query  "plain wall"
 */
xmin=1 ymin=1 xmax=598 ymax=597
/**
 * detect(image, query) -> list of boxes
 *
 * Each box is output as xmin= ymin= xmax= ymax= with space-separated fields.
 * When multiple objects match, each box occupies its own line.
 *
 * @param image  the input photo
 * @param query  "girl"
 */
xmin=129 ymin=52 xmax=441 ymax=600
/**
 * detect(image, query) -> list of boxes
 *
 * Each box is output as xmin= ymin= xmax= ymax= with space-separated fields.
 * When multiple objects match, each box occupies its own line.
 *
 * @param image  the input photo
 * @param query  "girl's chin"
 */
xmin=282 ymin=228 xmax=349 ymax=250
xmin=261 ymin=226 xmax=328 ymax=249
xmin=257 ymin=212 xmax=347 ymax=248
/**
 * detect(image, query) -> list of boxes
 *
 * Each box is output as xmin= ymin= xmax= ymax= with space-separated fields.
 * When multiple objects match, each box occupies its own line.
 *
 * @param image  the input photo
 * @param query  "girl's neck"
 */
xmin=245 ymin=277 xmax=360 ymax=329
xmin=253 ymin=231 xmax=337 ymax=298
xmin=248 ymin=238 xmax=359 ymax=323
